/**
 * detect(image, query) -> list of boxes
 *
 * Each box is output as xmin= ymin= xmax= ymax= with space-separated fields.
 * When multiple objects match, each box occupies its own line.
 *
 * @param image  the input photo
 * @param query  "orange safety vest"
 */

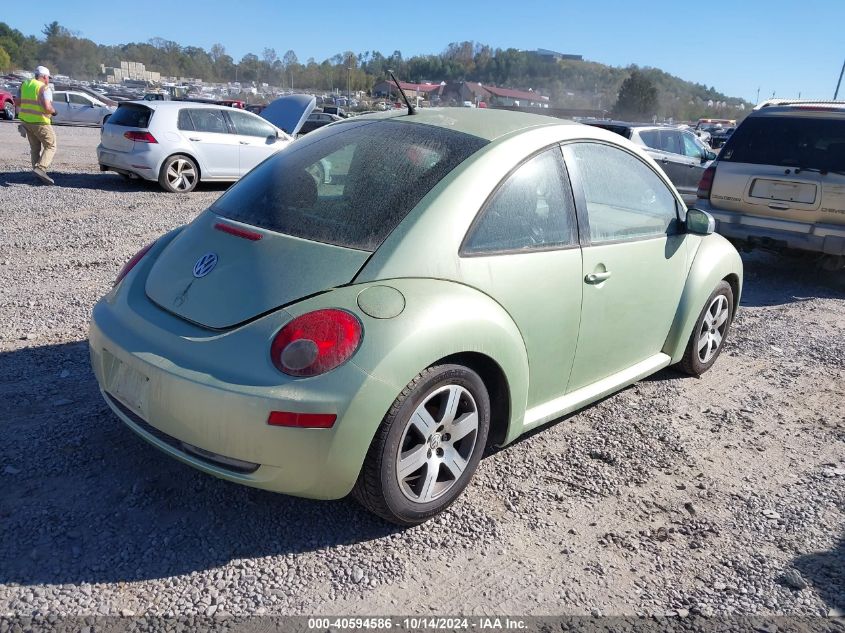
xmin=19 ymin=78 xmax=52 ymax=124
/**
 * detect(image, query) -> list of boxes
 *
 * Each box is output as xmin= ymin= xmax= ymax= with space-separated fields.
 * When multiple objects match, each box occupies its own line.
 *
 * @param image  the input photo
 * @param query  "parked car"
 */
xmin=695 ymin=100 xmax=845 ymax=270
xmin=0 ymin=89 xmax=15 ymax=120
xmin=321 ymin=105 xmax=347 ymax=117
xmin=96 ymin=94 xmax=315 ymax=192
xmin=298 ymin=110 xmax=344 ymax=135
xmin=707 ymin=125 xmax=735 ymax=149
xmin=586 ymin=121 xmax=717 ymax=206
xmin=51 ymin=90 xmax=116 ymax=126
xmin=90 ymin=108 xmax=742 ymax=525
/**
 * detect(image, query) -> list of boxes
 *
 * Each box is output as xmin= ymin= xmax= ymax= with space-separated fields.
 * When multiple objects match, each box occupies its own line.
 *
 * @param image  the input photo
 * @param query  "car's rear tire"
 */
xmin=353 ymin=364 xmax=490 ymax=526
xmin=678 ymin=280 xmax=734 ymax=376
xmin=159 ymin=155 xmax=199 ymax=193
xmin=3 ymin=101 xmax=14 ymax=121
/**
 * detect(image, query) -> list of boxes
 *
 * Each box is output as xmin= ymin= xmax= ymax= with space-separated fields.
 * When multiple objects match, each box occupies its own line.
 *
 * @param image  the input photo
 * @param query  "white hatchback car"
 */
xmin=97 ymin=96 xmax=315 ymax=192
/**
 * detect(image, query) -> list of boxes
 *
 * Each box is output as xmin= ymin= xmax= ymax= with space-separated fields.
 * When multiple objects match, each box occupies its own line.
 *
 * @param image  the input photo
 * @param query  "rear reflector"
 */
xmin=267 ymin=411 xmax=337 ymax=428
xmin=124 ymin=131 xmax=158 ymax=143
xmin=214 ymin=222 xmax=262 ymax=241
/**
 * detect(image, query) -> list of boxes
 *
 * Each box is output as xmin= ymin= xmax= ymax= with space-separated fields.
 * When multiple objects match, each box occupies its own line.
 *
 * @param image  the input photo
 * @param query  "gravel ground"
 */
xmin=0 ymin=122 xmax=843 ymax=620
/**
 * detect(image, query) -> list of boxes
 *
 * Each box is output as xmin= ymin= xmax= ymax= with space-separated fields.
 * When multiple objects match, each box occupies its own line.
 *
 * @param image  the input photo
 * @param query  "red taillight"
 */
xmin=114 ymin=241 xmax=155 ymax=286
xmin=270 ymin=309 xmax=362 ymax=377
xmin=267 ymin=411 xmax=337 ymax=428
xmin=124 ymin=131 xmax=158 ymax=143
xmin=697 ymin=164 xmax=716 ymax=199
xmin=214 ymin=222 xmax=262 ymax=241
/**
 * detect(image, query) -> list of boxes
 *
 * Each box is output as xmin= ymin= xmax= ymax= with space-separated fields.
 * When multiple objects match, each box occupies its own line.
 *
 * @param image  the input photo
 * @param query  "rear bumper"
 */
xmin=97 ymin=143 xmax=159 ymax=181
xmin=696 ymin=201 xmax=845 ymax=255
xmin=88 ymin=263 xmax=398 ymax=499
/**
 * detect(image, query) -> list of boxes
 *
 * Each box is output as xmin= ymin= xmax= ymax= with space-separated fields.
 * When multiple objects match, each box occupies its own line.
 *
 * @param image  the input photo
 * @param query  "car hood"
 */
xmin=144 ymin=211 xmax=369 ymax=329
xmin=259 ymin=94 xmax=317 ymax=136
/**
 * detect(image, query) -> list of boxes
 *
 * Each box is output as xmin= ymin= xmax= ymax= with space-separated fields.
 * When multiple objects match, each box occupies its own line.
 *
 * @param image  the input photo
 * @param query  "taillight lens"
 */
xmin=114 ymin=241 xmax=155 ymax=286
xmin=697 ymin=164 xmax=716 ymax=199
xmin=270 ymin=309 xmax=362 ymax=377
xmin=124 ymin=131 xmax=158 ymax=143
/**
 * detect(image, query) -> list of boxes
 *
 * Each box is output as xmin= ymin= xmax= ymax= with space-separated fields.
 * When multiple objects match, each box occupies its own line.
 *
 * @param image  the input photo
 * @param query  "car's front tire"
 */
xmin=159 ymin=155 xmax=199 ymax=193
xmin=353 ymin=364 xmax=490 ymax=526
xmin=3 ymin=101 xmax=14 ymax=120
xmin=678 ymin=280 xmax=734 ymax=376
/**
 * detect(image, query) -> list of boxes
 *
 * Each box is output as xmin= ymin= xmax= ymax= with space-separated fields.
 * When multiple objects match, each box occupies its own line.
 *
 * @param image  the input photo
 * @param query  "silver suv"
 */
xmin=695 ymin=100 xmax=845 ymax=270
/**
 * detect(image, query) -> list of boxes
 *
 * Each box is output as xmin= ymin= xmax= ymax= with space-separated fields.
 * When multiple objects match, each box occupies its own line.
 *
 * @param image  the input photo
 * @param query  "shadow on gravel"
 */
xmin=0 ymin=341 xmax=399 ymax=587
xmin=0 ymin=170 xmax=230 ymax=194
xmin=792 ymin=535 xmax=845 ymax=612
xmin=739 ymin=251 xmax=845 ymax=307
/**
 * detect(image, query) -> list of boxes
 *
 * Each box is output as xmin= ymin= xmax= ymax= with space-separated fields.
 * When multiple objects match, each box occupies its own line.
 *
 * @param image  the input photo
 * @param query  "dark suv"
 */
xmin=585 ymin=121 xmax=717 ymax=206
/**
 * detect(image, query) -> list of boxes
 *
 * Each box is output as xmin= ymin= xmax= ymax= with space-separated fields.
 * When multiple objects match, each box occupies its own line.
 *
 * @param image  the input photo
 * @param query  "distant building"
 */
xmin=440 ymin=82 xmax=549 ymax=108
xmin=527 ymin=49 xmax=583 ymax=62
xmin=101 ymin=61 xmax=161 ymax=85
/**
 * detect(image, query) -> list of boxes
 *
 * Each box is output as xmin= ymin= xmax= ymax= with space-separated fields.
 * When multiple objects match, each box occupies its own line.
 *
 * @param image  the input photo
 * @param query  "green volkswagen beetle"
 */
xmin=89 ymin=108 xmax=742 ymax=525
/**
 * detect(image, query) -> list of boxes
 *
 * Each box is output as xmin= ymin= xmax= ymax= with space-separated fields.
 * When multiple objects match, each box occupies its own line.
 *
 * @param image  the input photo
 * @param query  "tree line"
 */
xmin=0 ymin=22 xmax=747 ymax=120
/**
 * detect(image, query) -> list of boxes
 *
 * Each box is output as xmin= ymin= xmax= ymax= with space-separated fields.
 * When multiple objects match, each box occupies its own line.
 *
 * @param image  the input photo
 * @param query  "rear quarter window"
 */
xmin=108 ymin=104 xmax=153 ymax=128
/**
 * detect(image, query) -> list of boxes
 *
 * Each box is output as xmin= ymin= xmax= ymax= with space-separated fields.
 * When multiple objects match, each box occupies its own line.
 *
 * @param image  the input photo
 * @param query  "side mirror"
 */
xmin=686 ymin=207 xmax=716 ymax=235
xmin=705 ymin=150 xmax=717 ymax=161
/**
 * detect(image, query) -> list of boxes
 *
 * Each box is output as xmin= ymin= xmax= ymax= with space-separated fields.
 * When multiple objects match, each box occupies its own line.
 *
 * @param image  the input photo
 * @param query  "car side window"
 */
xmin=177 ymin=109 xmax=195 ymax=131
xmin=682 ymin=132 xmax=704 ymax=159
xmin=638 ymin=129 xmax=660 ymax=150
xmin=659 ymin=130 xmax=684 ymax=155
xmin=186 ymin=108 xmax=229 ymax=134
xmin=68 ymin=94 xmax=90 ymax=106
xmin=53 ymin=92 xmax=67 ymax=103
xmin=565 ymin=142 xmax=679 ymax=243
xmin=227 ymin=110 xmax=276 ymax=138
xmin=462 ymin=148 xmax=577 ymax=255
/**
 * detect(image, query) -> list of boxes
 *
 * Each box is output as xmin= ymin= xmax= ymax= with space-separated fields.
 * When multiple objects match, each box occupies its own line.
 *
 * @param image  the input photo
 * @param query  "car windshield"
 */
xmin=721 ymin=116 xmax=845 ymax=172
xmin=211 ymin=119 xmax=489 ymax=251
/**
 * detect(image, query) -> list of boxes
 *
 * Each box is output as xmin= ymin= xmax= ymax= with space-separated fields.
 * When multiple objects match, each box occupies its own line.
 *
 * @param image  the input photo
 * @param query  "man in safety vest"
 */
xmin=17 ymin=65 xmax=57 ymax=185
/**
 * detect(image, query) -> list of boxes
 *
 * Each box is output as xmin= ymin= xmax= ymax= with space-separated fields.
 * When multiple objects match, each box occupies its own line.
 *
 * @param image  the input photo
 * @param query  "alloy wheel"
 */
xmin=396 ymin=385 xmax=479 ymax=503
xmin=166 ymin=159 xmax=197 ymax=191
xmin=697 ymin=294 xmax=730 ymax=364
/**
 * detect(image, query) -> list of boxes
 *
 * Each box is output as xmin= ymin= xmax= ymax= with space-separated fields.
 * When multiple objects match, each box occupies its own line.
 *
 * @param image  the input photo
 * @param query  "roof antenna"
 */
xmin=388 ymin=69 xmax=415 ymax=115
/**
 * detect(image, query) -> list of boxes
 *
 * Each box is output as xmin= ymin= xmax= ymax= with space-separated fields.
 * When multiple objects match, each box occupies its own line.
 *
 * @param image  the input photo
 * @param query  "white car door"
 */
xmin=178 ymin=108 xmax=240 ymax=179
xmin=67 ymin=93 xmax=99 ymax=124
xmin=50 ymin=91 xmax=71 ymax=124
xmin=225 ymin=109 xmax=287 ymax=176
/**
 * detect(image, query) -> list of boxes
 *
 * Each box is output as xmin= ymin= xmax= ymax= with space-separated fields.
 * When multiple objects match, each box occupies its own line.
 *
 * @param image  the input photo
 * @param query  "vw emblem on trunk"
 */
xmin=192 ymin=253 xmax=218 ymax=278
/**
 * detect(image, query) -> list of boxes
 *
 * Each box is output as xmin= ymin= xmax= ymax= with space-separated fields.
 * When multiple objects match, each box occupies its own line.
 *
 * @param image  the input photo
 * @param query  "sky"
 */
xmin=3 ymin=0 xmax=844 ymax=102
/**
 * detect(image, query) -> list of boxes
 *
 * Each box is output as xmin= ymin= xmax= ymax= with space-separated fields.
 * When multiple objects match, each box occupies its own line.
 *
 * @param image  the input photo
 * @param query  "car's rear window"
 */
xmin=587 ymin=123 xmax=632 ymax=139
xmin=108 ymin=103 xmax=153 ymax=128
xmin=210 ymin=119 xmax=489 ymax=251
xmin=721 ymin=115 xmax=845 ymax=173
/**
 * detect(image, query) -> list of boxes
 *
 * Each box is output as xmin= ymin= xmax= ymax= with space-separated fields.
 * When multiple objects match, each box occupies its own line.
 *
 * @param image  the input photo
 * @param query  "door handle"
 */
xmin=239 ymin=141 xmax=250 ymax=145
xmin=585 ymin=271 xmax=612 ymax=284
xmin=189 ymin=137 xmax=201 ymax=141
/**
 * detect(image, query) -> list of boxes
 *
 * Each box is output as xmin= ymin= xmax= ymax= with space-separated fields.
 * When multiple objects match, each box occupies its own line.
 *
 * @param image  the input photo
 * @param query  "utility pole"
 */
xmin=755 ymin=87 xmax=760 ymax=104
xmin=835 ymin=57 xmax=845 ymax=100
